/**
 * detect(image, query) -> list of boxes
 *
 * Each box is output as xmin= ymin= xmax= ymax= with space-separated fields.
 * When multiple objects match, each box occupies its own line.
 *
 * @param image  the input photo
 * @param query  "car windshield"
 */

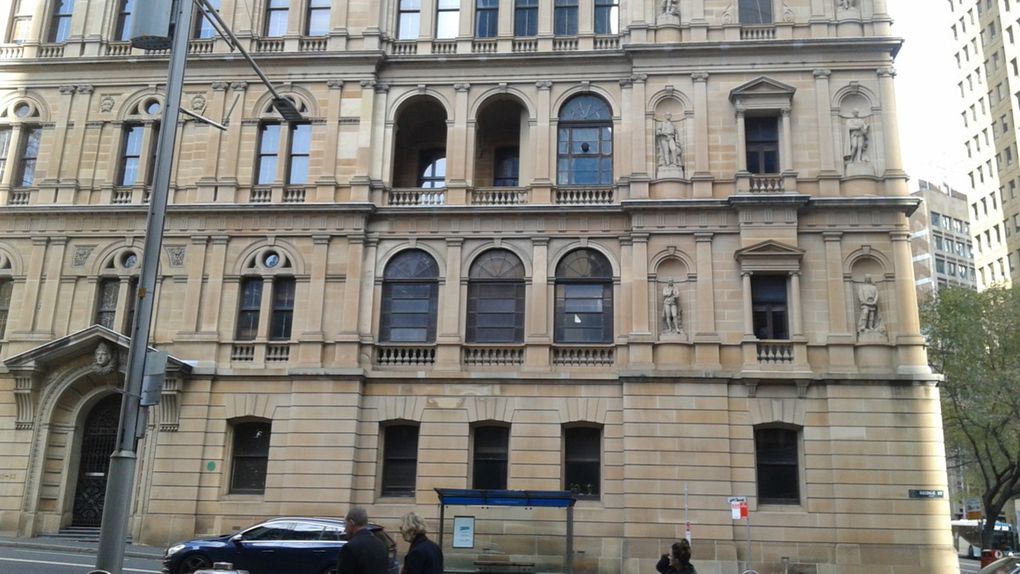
xmin=979 ymin=558 xmax=1020 ymax=574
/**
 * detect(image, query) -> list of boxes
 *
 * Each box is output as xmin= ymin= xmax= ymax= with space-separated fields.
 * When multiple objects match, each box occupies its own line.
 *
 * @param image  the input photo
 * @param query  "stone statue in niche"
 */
xmin=94 ymin=342 xmax=118 ymax=375
xmin=843 ymin=109 xmax=871 ymax=166
xmin=661 ymin=0 xmax=679 ymax=16
xmin=838 ymin=0 xmax=857 ymax=10
xmin=656 ymin=113 xmax=684 ymax=175
xmin=855 ymin=275 xmax=885 ymax=335
xmin=662 ymin=279 xmax=683 ymax=334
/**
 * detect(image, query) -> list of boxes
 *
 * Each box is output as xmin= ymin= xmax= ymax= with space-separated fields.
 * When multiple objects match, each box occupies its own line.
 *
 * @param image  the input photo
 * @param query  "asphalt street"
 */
xmin=0 ymin=545 xmax=162 ymax=574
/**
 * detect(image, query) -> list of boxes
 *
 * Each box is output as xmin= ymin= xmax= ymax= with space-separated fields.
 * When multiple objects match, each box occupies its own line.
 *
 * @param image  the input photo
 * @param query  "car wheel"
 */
xmin=178 ymin=553 xmax=212 ymax=574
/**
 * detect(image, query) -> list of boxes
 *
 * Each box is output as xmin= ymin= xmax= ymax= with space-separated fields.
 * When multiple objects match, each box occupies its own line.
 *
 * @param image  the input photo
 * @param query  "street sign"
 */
xmin=908 ymin=489 xmax=944 ymax=499
xmin=966 ymin=497 xmax=983 ymax=519
xmin=728 ymin=496 xmax=748 ymax=520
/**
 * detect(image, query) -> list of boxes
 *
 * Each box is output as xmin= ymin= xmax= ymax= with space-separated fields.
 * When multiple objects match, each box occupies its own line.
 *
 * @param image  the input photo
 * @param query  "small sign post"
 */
xmin=728 ymin=497 xmax=751 ymax=573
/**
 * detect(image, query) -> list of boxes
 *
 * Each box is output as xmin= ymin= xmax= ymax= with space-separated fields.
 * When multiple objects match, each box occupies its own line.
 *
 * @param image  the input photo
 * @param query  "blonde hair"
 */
xmin=400 ymin=512 xmax=428 ymax=539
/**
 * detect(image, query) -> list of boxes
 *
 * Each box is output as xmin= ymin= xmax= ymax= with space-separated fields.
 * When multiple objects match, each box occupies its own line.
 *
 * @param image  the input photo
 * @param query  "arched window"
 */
xmin=554 ymin=249 xmax=613 ymax=344
xmin=380 ymin=250 xmax=439 ymax=343
xmin=95 ymin=249 xmax=140 ymax=334
xmin=467 ymin=249 xmax=525 ymax=344
xmin=235 ymin=248 xmax=296 ymax=341
xmin=557 ymin=95 xmax=613 ymax=186
xmin=230 ymin=420 xmax=272 ymax=494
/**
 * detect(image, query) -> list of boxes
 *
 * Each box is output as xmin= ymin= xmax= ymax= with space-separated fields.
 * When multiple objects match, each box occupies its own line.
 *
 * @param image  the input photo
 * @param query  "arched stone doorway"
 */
xmin=71 ymin=394 xmax=122 ymax=527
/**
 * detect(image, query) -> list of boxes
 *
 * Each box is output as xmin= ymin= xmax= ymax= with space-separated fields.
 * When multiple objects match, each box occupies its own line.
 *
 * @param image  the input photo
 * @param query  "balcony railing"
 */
xmin=749 ymin=175 xmax=784 ymax=193
xmin=512 ymin=39 xmax=538 ymax=53
xmin=376 ymin=345 xmax=436 ymax=367
xmin=741 ymin=25 xmax=776 ymax=40
xmin=594 ymin=36 xmax=620 ymax=50
xmin=7 ymin=190 xmax=30 ymax=206
xmin=387 ymin=188 xmax=446 ymax=206
xmin=250 ymin=186 xmax=273 ymax=203
xmin=553 ymin=346 xmax=615 ymax=367
xmin=105 ymin=41 xmax=132 ymax=56
xmin=463 ymin=345 xmax=524 ymax=366
xmin=231 ymin=344 xmax=255 ymax=362
xmin=552 ymin=37 xmax=579 ymax=51
xmin=472 ymin=39 xmax=497 ymax=54
xmin=555 ymin=186 xmax=614 ymax=205
xmin=470 ymin=187 xmax=528 ymax=206
xmin=282 ymin=186 xmax=307 ymax=203
xmin=756 ymin=341 xmax=794 ymax=364
xmin=112 ymin=189 xmax=133 ymax=204
xmin=0 ymin=45 xmax=24 ymax=59
xmin=266 ymin=343 xmax=291 ymax=363
xmin=38 ymin=43 xmax=65 ymax=58
xmin=432 ymin=40 xmax=457 ymax=55
xmin=298 ymin=37 xmax=327 ymax=52
xmin=392 ymin=41 xmax=418 ymax=55
xmin=189 ymin=39 xmax=215 ymax=54
xmin=254 ymin=37 xmax=285 ymax=53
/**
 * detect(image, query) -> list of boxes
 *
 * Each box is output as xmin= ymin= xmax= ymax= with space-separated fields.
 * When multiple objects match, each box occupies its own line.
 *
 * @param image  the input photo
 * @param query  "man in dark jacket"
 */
xmin=337 ymin=507 xmax=389 ymax=574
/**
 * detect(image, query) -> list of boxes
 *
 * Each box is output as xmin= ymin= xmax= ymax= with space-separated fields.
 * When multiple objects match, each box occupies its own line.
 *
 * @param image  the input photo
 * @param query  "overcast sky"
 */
xmin=887 ymin=0 xmax=970 ymax=191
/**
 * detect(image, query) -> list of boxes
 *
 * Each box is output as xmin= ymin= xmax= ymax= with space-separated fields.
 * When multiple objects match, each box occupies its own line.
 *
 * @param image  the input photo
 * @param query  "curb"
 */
xmin=0 ymin=538 xmax=164 ymax=559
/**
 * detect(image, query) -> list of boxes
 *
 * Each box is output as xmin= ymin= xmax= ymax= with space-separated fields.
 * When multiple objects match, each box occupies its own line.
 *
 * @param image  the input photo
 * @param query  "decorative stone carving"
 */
xmin=14 ymin=376 xmax=36 ymax=430
xmin=838 ymin=0 xmax=857 ymax=10
xmin=72 ymin=245 xmax=95 ymax=267
xmin=211 ymin=81 xmax=229 ymax=91
xmin=842 ymin=108 xmax=871 ymax=172
xmin=76 ymin=84 xmax=94 ymax=95
xmin=656 ymin=113 xmax=684 ymax=172
xmin=723 ymin=3 xmax=734 ymax=24
xmin=165 ymin=246 xmax=186 ymax=267
xmin=661 ymin=0 xmax=679 ymax=16
xmin=100 ymin=96 xmax=116 ymax=113
xmin=662 ymin=279 xmax=683 ymax=334
xmin=856 ymin=275 xmax=885 ymax=336
xmin=190 ymin=94 xmax=207 ymax=113
xmin=159 ymin=377 xmax=181 ymax=432
xmin=230 ymin=81 xmax=248 ymax=92
xmin=59 ymin=85 xmax=76 ymax=95
xmin=93 ymin=342 xmax=118 ymax=375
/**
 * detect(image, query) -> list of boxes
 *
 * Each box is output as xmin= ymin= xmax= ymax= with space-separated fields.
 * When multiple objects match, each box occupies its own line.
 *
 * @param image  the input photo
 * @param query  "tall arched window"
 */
xmin=380 ymin=250 xmax=440 ymax=343
xmin=557 ymin=95 xmax=613 ymax=186
xmin=554 ymin=249 xmax=613 ymax=344
xmin=467 ymin=249 xmax=525 ymax=344
xmin=234 ymin=248 xmax=296 ymax=341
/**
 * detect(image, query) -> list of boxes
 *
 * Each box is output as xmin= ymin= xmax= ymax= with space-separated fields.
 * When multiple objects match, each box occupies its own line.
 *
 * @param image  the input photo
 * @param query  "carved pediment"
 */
xmin=730 ymin=77 xmax=796 ymax=111
xmin=734 ymin=240 xmax=804 ymax=272
xmin=4 ymin=324 xmax=192 ymax=375
xmin=4 ymin=325 xmax=192 ymax=431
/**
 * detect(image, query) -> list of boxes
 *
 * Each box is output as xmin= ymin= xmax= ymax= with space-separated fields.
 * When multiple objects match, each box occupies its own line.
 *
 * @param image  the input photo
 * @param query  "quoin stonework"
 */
xmin=0 ymin=0 xmax=956 ymax=573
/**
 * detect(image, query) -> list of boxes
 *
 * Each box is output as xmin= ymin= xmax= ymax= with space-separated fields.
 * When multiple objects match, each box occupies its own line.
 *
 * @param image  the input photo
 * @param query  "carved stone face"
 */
xmin=95 ymin=343 xmax=111 ymax=367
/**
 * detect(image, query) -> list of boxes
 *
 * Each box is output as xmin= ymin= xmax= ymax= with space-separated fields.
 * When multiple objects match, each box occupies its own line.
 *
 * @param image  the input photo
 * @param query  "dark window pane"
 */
xmin=554 ymin=0 xmax=578 ymax=35
xmin=307 ymin=0 xmax=330 ymax=36
xmin=193 ymin=0 xmax=220 ymax=38
xmin=473 ymin=426 xmax=509 ymax=489
xmin=269 ymin=277 xmax=294 ymax=340
xmin=95 ymin=279 xmax=119 ymax=329
xmin=235 ymin=278 xmax=263 ymax=340
xmin=594 ymin=0 xmax=618 ymax=34
xmin=256 ymin=124 xmax=280 ymax=185
xmin=382 ymin=425 xmax=418 ymax=497
xmin=231 ymin=422 xmax=271 ymax=494
xmin=116 ymin=0 xmax=135 ymax=41
xmin=514 ymin=0 xmax=538 ymax=36
xmin=755 ymin=428 xmax=799 ymax=503
xmin=564 ymin=427 xmax=600 ymax=498
xmin=739 ymin=0 xmax=773 ymax=24
xmin=16 ymin=127 xmax=42 ymax=188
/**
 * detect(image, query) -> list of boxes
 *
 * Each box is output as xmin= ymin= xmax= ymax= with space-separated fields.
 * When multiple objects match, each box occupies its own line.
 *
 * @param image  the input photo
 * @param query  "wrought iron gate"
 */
xmin=72 ymin=394 xmax=121 ymax=527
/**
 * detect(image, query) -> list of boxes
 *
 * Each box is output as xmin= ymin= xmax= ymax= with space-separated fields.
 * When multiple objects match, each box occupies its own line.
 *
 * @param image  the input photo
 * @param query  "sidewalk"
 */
xmin=0 ymin=534 xmax=164 ymax=559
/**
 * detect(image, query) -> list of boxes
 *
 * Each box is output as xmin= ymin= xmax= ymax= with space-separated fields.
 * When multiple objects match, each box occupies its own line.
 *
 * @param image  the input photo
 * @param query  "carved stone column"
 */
xmin=447 ymin=83 xmax=471 ymax=203
xmin=741 ymin=271 xmax=754 ymax=339
xmin=878 ymin=68 xmax=908 ymax=195
xmin=182 ymin=236 xmax=208 ymax=334
xmin=315 ymin=80 xmax=344 ymax=199
xmin=525 ymin=237 xmax=551 ymax=368
xmin=533 ymin=81 xmax=554 ymax=203
xmin=356 ymin=236 xmax=379 ymax=342
xmin=692 ymin=72 xmax=712 ymax=197
xmin=891 ymin=231 xmax=929 ymax=373
xmin=369 ymin=82 xmax=390 ymax=187
xmin=628 ymin=74 xmax=649 ymax=198
xmin=42 ymin=85 xmax=77 ymax=194
xmin=15 ymin=238 xmax=48 ymax=333
xmin=630 ymin=233 xmax=651 ymax=337
xmin=196 ymin=82 xmax=230 ymax=202
xmin=219 ymin=82 xmax=249 ymax=191
xmin=303 ymin=235 xmax=330 ymax=340
xmin=694 ymin=233 xmax=720 ymax=368
xmin=437 ymin=238 xmax=464 ymax=368
xmin=199 ymin=236 xmax=229 ymax=334
xmin=789 ymin=271 xmax=803 ymax=338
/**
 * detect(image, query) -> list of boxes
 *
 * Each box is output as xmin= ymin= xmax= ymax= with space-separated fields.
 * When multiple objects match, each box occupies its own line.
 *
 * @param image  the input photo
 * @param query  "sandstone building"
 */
xmin=0 ymin=0 xmax=956 ymax=573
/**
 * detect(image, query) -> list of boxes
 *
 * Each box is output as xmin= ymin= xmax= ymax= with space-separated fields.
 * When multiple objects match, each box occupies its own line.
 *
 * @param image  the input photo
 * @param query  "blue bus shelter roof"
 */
xmin=435 ymin=488 xmax=576 ymax=508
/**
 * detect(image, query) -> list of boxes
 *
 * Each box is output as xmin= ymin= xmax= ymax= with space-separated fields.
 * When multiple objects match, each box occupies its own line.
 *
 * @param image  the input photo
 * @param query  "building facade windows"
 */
xmin=95 ymin=278 xmax=119 ymax=330
xmin=418 ymin=149 xmax=447 ymax=189
xmin=49 ymin=0 xmax=75 ymax=43
xmin=115 ymin=0 xmax=135 ymax=42
xmin=557 ymin=94 xmax=613 ymax=186
xmin=472 ymin=425 xmax=510 ymax=490
xmin=381 ymin=424 xmax=419 ymax=497
xmin=398 ymin=0 xmax=422 ymax=39
xmin=745 ymin=116 xmax=780 ymax=174
xmin=554 ymin=249 xmax=613 ymax=344
xmin=255 ymin=124 xmax=281 ymax=185
xmin=739 ymin=0 xmax=774 ymax=24
xmin=594 ymin=0 xmax=619 ymax=34
xmin=564 ymin=426 xmax=601 ymax=499
xmin=229 ymin=421 xmax=272 ymax=494
xmin=118 ymin=123 xmax=158 ymax=187
xmin=514 ymin=0 xmax=538 ymax=36
xmin=466 ymin=249 xmax=526 ymax=344
xmin=751 ymin=275 xmax=788 ymax=340
xmin=306 ymin=0 xmax=330 ymax=36
xmin=193 ymin=0 xmax=221 ymax=38
xmin=554 ymin=0 xmax=579 ymax=36
xmin=255 ymin=122 xmax=311 ymax=186
xmin=754 ymin=426 xmax=801 ymax=505
xmin=493 ymin=147 xmax=520 ymax=187
xmin=436 ymin=0 xmax=459 ymax=39
xmin=0 ymin=280 xmax=10 ymax=339
xmin=0 ymin=127 xmax=10 ymax=182
xmin=13 ymin=127 xmax=41 ymax=188
xmin=476 ymin=0 xmax=498 ymax=38
xmin=380 ymin=250 xmax=440 ymax=343
xmin=264 ymin=0 xmax=289 ymax=37
xmin=8 ymin=0 xmax=32 ymax=44
xmin=234 ymin=249 xmax=296 ymax=341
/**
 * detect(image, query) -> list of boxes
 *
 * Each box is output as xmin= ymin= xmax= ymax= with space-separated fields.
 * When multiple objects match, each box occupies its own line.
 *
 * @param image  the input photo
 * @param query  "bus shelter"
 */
xmin=435 ymin=489 xmax=577 ymax=574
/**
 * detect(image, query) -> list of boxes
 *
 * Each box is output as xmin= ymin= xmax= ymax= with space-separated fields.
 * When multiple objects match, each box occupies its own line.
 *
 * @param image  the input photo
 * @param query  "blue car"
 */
xmin=162 ymin=517 xmax=400 ymax=574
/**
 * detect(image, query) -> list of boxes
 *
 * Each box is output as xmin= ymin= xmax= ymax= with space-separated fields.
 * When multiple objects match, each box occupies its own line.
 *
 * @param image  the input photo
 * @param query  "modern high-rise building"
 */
xmin=949 ymin=0 xmax=1020 ymax=287
xmin=0 ymin=1 xmax=956 ymax=573
xmin=909 ymin=179 xmax=977 ymax=299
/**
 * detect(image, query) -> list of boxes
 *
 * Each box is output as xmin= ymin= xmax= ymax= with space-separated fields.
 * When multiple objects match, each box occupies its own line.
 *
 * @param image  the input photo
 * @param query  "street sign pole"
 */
xmin=94 ymin=0 xmax=193 ymax=572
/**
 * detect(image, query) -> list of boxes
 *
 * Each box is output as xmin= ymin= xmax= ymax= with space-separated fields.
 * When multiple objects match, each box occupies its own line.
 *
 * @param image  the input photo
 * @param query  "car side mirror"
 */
xmin=231 ymin=534 xmax=244 ymax=544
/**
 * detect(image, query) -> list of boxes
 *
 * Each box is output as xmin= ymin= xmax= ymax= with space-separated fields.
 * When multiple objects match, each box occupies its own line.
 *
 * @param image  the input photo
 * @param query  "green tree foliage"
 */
xmin=921 ymin=285 xmax=1020 ymax=551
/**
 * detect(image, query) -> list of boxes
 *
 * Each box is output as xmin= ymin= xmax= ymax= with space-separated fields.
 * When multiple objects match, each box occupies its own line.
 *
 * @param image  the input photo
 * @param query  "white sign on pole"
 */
xmin=452 ymin=516 xmax=475 ymax=548
xmin=728 ymin=496 xmax=748 ymax=520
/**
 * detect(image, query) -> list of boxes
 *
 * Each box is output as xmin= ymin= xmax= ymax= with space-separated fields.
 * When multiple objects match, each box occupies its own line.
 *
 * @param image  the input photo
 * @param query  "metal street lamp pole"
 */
xmin=94 ymin=0 xmax=193 ymax=571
